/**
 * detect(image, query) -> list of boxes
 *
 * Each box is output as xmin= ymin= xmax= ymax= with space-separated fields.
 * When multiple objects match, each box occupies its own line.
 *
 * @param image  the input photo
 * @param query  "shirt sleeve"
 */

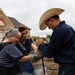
xmin=5 ymin=44 xmax=24 ymax=60
xmin=38 ymin=30 xmax=64 ymax=58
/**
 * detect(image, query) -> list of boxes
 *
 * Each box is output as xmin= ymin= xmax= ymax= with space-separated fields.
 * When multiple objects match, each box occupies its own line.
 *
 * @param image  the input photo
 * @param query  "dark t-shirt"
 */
xmin=0 ymin=43 xmax=24 ymax=67
xmin=16 ymin=41 xmax=34 ymax=73
xmin=0 ymin=42 xmax=12 ymax=50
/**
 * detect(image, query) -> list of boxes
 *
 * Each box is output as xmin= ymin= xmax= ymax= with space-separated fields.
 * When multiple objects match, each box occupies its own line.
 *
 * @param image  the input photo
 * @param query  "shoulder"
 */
xmin=3 ymin=44 xmax=17 ymax=51
xmin=0 ymin=42 xmax=12 ymax=51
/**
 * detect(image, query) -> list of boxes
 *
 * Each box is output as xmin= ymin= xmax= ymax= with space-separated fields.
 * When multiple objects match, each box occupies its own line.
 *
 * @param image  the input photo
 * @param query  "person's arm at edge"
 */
xmin=19 ymin=56 xmax=29 ymax=62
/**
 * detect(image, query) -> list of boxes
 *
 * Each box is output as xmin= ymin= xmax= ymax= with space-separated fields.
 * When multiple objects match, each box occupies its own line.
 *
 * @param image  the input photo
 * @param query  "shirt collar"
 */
xmin=53 ymin=21 xmax=65 ymax=31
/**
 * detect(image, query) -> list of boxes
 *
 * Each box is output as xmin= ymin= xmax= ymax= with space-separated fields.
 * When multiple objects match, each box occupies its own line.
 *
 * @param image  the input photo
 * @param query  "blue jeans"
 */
xmin=58 ymin=64 xmax=75 ymax=75
xmin=17 ymin=71 xmax=36 ymax=75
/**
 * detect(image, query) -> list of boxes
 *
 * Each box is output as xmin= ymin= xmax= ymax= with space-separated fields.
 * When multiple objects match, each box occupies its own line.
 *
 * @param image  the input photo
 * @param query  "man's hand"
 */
xmin=36 ymin=38 xmax=44 ymax=47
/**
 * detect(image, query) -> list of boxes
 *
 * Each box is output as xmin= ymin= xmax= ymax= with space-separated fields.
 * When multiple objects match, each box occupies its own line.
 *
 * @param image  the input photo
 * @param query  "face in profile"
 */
xmin=20 ymin=30 xmax=28 ymax=43
xmin=11 ymin=36 xmax=20 ymax=44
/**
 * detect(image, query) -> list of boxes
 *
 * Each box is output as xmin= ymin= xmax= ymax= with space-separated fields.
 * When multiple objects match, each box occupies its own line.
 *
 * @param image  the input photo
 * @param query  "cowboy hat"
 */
xmin=39 ymin=8 xmax=65 ymax=30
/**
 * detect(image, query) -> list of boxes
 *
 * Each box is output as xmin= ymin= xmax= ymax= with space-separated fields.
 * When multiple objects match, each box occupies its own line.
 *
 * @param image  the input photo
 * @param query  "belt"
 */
xmin=59 ymin=63 xmax=75 ymax=67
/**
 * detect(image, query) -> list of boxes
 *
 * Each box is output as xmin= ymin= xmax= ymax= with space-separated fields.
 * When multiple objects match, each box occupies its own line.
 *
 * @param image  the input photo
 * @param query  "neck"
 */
xmin=53 ymin=19 xmax=61 ymax=30
xmin=2 ymin=39 xmax=10 ymax=43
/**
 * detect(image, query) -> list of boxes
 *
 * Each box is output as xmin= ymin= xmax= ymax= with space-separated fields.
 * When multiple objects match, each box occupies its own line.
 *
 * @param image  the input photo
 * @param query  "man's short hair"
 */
xmin=51 ymin=15 xmax=59 ymax=19
xmin=18 ymin=27 xmax=27 ymax=32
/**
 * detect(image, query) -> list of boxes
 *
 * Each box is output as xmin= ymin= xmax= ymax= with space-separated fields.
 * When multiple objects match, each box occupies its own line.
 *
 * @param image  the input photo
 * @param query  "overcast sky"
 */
xmin=0 ymin=0 xmax=75 ymax=37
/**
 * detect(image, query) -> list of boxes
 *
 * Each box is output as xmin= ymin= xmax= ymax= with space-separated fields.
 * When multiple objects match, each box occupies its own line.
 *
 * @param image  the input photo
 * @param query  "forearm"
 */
xmin=31 ymin=43 xmax=38 ymax=51
xmin=19 ymin=52 xmax=43 ymax=63
xmin=19 ymin=56 xmax=29 ymax=62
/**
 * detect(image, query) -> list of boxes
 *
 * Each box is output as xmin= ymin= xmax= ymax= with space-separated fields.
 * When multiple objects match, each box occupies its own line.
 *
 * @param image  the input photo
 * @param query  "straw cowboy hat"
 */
xmin=39 ymin=8 xmax=65 ymax=30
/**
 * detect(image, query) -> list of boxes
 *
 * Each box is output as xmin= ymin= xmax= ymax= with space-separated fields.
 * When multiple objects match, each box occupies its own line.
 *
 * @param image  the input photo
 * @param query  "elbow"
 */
xmin=42 ymin=52 xmax=53 ymax=58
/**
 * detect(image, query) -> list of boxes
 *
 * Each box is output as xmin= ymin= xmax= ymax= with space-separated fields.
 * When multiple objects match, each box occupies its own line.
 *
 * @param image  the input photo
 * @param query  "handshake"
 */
xmin=28 ymin=50 xmax=43 ymax=63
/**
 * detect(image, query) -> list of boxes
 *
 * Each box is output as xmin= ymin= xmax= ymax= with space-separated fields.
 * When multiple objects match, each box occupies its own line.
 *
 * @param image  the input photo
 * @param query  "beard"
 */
xmin=20 ymin=36 xmax=30 ymax=44
xmin=20 ymin=36 xmax=26 ymax=44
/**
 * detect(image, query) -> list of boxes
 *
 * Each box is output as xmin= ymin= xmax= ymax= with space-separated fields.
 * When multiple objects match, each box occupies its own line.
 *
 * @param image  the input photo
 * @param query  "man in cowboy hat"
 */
xmin=36 ymin=8 xmax=75 ymax=75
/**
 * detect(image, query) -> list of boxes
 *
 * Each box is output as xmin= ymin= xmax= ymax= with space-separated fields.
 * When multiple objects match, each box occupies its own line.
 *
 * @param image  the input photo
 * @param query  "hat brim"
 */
xmin=39 ymin=8 xmax=65 ymax=30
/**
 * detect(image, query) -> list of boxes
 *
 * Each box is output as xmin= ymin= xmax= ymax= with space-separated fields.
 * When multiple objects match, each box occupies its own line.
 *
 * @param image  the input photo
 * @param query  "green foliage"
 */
xmin=46 ymin=34 xmax=51 ymax=38
xmin=31 ymin=34 xmax=51 ymax=42
xmin=41 ymin=37 xmax=46 ymax=41
xmin=32 ymin=36 xmax=37 ymax=41
xmin=31 ymin=36 xmax=46 ymax=41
